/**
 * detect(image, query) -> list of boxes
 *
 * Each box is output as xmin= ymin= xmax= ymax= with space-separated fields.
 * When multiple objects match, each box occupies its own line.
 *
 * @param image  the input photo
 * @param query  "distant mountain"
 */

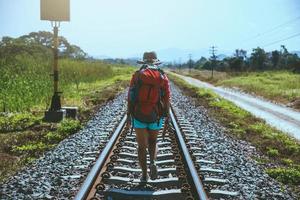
xmin=216 ymin=54 xmax=227 ymax=60
xmin=92 ymin=55 xmax=112 ymax=59
xmin=91 ymin=49 xmax=300 ymax=64
xmin=151 ymin=48 xmax=232 ymax=63
xmin=101 ymin=58 xmax=139 ymax=66
xmin=154 ymin=48 xmax=211 ymax=63
xmin=93 ymin=48 xmax=233 ymax=63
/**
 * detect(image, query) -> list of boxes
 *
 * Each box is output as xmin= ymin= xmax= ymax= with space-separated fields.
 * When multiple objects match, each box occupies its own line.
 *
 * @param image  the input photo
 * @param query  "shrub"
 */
xmin=266 ymin=167 xmax=300 ymax=185
xmin=267 ymin=148 xmax=279 ymax=157
xmin=282 ymin=158 xmax=293 ymax=166
xmin=44 ymin=131 xmax=62 ymax=143
xmin=57 ymin=119 xmax=82 ymax=136
xmin=12 ymin=142 xmax=53 ymax=157
xmin=0 ymin=113 xmax=40 ymax=132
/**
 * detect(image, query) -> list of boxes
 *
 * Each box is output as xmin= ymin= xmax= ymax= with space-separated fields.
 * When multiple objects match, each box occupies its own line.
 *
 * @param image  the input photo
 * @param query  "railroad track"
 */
xmin=75 ymin=107 xmax=238 ymax=200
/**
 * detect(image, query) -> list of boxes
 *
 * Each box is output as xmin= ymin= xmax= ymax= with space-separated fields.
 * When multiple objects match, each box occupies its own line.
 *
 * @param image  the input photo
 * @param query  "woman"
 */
xmin=127 ymin=51 xmax=170 ymax=182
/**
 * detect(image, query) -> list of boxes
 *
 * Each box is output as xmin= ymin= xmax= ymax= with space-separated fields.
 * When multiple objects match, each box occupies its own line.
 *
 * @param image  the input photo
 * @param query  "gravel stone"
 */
xmin=0 ymin=84 xmax=298 ymax=200
xmin=171 ymin=83 xmax=297 ymax=200
xmin=0 ymin=92 xmax=127 ymax=200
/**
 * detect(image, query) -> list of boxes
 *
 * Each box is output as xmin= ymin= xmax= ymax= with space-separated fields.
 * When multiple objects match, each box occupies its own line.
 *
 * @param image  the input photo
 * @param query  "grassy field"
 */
xmin=169 ymin=73 xmax=300 ymax=190
xmin=178 ymin=69 xmax=300 ymax=109
xmin=0 ymin=57 xmax=135 ymax=181
xmin=218 ymin=71 xmax=300 ymax=106
xmin=0 ymin=56 xmax=133 ymax=112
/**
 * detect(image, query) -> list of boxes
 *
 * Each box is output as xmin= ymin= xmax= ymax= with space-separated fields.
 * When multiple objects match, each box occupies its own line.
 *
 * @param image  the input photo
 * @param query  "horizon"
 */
xmin=1 ymin=0 xmax=300 ymax=61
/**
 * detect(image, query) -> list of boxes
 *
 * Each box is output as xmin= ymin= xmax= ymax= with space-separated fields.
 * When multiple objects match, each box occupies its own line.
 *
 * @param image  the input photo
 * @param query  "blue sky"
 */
xmin=1 ymin=0 xmax=300 ymax=59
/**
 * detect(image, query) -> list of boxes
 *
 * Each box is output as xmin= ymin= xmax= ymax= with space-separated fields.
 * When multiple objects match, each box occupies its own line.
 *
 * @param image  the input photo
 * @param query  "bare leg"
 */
xmin=135 ymin=128 xmax=148 ymax=178
xmin=148 ymin=130 xmax=158 ymax=164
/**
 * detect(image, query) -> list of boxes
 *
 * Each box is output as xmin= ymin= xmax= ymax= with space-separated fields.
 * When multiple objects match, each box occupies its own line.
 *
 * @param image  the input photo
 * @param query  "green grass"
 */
xmin=169 ymin=73 xmax=300 ymax=189
xmin=0 ymin=113 xmax=41 ymax=133
xmin=217 ymin=71 xmax=300 ymax=104
xmin=176 ymin=70 xmax=300 ymax=109
xmin=0 ymin=56 xmax=134 ymax=112
xmin=0 ymin=37 xmax=136 ymax=182
xmin=0 ymin=54 xmax=135 ymax=181
xmin=0 ymin=74 xmax=133 ymax=182
xmin=266 ymin=167 xmax=300 ymax=185
xmin=11 ymin=119 xmax=82 ymax=157
xmin=177 ymin=69 xmax=229 ymax=84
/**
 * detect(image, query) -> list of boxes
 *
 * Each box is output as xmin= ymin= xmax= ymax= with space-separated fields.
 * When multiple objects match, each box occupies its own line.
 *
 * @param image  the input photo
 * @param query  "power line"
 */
xmin=243 ymin=15 xmax=300 ymax=43
xmin=263 ymin=32 xmax=300 ymax=47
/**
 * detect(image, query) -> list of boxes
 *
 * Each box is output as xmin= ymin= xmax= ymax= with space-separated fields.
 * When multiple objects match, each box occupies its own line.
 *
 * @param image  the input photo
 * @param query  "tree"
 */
xmin=195 ymin=57 xmax=207 ymax=69
xmin=271 ymin=50 xmax=280 ymax=68
xmin=1 ymin=31 xmax=87 ymax=59
xmin=250 ymin=47 xmax=267 ymax=70
xmin=202 ymin=60 xmax=212 ymax=70
xmin=65 ymin=44 xmax=87 ymax=59
xmin=228 ymin=57 xmax=243 ymax=71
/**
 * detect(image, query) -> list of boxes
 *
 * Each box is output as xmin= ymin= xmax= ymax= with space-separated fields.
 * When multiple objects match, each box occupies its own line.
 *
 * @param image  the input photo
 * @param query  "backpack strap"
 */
xmin=157 ymin=68 xmax=165 ymax=75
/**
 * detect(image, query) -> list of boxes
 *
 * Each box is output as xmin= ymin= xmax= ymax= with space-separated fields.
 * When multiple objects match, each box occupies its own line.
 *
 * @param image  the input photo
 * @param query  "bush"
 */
xmin=12 ymin=142 xmax=53 ymax=157
xmin=282 ymin=158 xmax=293 ymax=166
xmin=44 ymin=131 xmax=63 ymax=143
xmin=57 ymin=119 xmax=82 ymax=136
xmin=266 ymin=167 xmax=300 ymax=185
xmin=0 ymin=113 xmax=40 ymax=132
xmin=267 ymin=148 xmax=279 ymax=157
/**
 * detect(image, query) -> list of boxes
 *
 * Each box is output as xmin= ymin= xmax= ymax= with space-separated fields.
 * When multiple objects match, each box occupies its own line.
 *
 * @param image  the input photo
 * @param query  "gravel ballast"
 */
xmin=171 ymin=83 xmax=297 ymax=200
xmin=0 ymin=93 xmax=127 ymax=200
xmin=0 ymin=84 xmax=297 ymax=200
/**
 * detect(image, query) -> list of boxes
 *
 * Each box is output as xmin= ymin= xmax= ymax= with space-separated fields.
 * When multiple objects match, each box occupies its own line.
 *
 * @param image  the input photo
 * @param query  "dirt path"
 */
xmin=174 ymin=73 xmax=300 ymax=140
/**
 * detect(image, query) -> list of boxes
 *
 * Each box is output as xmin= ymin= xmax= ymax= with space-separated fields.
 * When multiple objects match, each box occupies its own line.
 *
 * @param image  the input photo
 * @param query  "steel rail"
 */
xmin=74 ymin=115 xmax=127 ymax=200
xmin=169 ymin=108 xmax=208 ymax=200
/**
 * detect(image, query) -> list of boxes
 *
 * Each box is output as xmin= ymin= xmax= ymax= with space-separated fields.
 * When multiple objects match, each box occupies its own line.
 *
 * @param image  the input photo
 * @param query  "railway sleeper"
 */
xmin=112 ymin=166 xmax=177 ymax=175
xmin=209 ymin=189 xmax=239 ymax=198
xmin=203 ymin=177 xmax=228 ymax=185
xmin=185 ymin=136 xmax=202 ymax=141
xmin=124 ymin=141 xmax=171 ymax=146
xmin=118 ymin=152 xmax=174 ymax=161
xmin=192 ymin=153 xmax=205 ymax=157
xmin=195 ymin=159 xmax=216 ymax=164
xmin=200 ymin=167 xmax=223 ymax=173
xmin=120 ymin=146 xmax=172 ymax=152
xmin=102 ymin=176 xmax=180 ymax=187
xmin=116 ymin=158 xmax=175 ymax=166
xmin=103 ymin=188 xmax=185 ymax=200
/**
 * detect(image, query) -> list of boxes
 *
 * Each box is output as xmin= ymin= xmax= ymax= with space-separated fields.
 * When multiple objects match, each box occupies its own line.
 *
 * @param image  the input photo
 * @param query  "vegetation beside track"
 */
xmin=178 ymin=69 xmax=300 ymax=110
xmin=0 ymin=32 xmax=135 ymax=182
xmin=0 ymin=74 xmax=133 ymax=182
xmin=169 ymin=74 xmax=300 ymax=190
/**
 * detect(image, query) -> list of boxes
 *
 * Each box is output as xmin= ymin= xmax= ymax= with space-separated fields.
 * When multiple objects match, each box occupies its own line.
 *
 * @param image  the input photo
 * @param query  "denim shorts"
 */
xmin=133 ymin=118 xmax=164 ymax=130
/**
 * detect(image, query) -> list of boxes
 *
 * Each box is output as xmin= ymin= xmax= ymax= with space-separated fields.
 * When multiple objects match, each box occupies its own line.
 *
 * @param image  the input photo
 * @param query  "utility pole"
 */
xmin=209 ymin=46 xmax=217 ymax=78
xmin=179 ymin=57 xmax=182 ymax=72
xmin=188 ymin=54 xmax=192 ymax=74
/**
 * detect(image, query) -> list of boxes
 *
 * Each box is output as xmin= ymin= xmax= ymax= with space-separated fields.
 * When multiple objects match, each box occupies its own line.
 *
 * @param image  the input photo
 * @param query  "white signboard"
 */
xmin=40 ymin=0 xmax=70 ymax=21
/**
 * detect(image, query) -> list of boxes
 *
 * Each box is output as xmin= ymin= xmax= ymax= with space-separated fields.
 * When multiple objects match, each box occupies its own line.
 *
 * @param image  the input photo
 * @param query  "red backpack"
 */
xmin=128 ymin=65 xmax=167 ymax=123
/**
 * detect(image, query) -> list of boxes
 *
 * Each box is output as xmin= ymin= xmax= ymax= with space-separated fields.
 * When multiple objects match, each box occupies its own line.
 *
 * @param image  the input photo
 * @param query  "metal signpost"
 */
xmin=41 ymin=0 xmax=71 ymax=122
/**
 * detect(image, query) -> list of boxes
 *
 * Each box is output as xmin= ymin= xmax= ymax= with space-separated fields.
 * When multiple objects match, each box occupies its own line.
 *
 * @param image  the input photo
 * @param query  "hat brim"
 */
xmin=137 ymin=60 xmax=162 ymax=65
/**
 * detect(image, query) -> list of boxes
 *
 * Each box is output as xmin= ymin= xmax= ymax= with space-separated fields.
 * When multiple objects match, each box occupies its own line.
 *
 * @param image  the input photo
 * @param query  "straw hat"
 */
xmin=137 ymin=51 xmax=162 ymax=65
